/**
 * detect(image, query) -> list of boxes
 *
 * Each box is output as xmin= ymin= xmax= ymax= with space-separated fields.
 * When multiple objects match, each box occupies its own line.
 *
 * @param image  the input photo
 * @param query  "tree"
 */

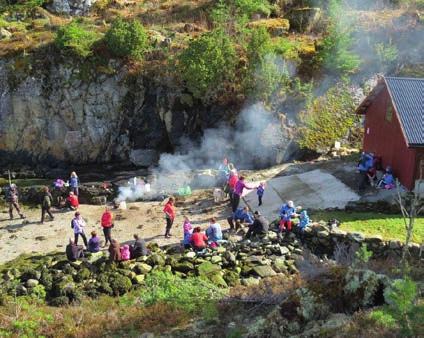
xmin=395 ymin=179 xmax=423 ymax=275
xmin=177 ymin=29 xmax=236 ymax=101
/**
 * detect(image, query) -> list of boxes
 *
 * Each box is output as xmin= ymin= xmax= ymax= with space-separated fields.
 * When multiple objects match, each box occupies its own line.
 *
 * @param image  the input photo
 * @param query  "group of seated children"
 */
xmin=66 ymin=233 xmax=149 ymax=262
xmin=358 ymin=152 xmax=395 ymax=190
xmin=279 ymin=200 xmax=310 ymax=234
xmin=183 ymin=216 xmax=223 ymax=251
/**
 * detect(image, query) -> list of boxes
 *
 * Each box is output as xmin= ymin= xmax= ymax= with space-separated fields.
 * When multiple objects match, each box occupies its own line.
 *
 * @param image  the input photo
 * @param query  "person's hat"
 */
xmin=75 ymin=211 xmax=81 ymax=216
xmin=288 ymin=200 xmax=294 ymax=208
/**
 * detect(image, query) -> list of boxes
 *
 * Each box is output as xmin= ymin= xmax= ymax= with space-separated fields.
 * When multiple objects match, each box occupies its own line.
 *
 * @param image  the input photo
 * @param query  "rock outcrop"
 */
xmin=48 ymin=0 xmax=97 ymax=16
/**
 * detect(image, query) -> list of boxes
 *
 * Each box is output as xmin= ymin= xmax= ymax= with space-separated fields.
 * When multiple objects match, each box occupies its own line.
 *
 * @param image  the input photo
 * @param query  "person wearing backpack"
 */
xmin=41 ymin=186 xmax=54 ymax=224
xmin=71 ymin=211 xmax=88 ymax=247
xmin=101 ymin=207 xmax=114 ymax=247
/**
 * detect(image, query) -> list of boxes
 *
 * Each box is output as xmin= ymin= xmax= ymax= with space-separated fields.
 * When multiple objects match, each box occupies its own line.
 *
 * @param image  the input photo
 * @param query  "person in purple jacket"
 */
xmin=88 ymin=231 xmax=100 ymax=253
xmin=231 ymin=176 xmax=255 ymax=212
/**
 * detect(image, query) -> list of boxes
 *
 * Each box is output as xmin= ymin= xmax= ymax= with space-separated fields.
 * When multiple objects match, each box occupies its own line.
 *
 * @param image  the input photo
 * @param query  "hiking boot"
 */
xmin=20 ymin=214 xmax=26 ymax=219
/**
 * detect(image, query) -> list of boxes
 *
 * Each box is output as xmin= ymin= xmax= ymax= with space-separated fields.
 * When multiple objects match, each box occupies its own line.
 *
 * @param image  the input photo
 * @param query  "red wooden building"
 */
xmin=356 ymin=77 xmax=424 ymax=190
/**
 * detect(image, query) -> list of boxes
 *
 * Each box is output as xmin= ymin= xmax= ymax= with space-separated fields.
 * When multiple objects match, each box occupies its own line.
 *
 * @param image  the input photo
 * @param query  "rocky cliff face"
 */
xmin=0 ymin=59 xmax=284 ymax=167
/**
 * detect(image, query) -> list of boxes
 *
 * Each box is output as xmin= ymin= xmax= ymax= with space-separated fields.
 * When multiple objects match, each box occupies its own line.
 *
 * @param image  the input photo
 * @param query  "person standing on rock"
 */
xmin=71 ymin=211 xmax=88 ymax=247
xmin=163 ymin=197 xmax=176 ymax=238
xmin=69 ymin=171 xmax=79 ymax=196
xmin=101 ymin=207 xmax=114 ymax=247
xmin=232 ymin=176 xmax=255 ymax=212
xmin=6 ymin=183 xmax=25 ymax=220
xmin=41 ymin=186 xmax=54 ymax=224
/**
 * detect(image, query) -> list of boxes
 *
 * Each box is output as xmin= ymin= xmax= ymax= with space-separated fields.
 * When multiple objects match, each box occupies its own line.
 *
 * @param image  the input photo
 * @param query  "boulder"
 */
xmin=348 ymin=232 xmax=365 ymax=243
xmin=286 ymin=8 xmax=322 ymax=33
xmin=253 ymin=265 xmax=277 ymax=278
xmin=133 ymin=274 xmax=145 ymax=284
xmin=48 ymin=0 xmax=97 ymax=16
xmin=241 ymin=277 xmax=260 ymax=287
xmin=197 ymin=261 xmax=221 ymax=276
xmin=0 ymin=28 xmax=12 ymax=40
xmin=211 ymin=255 xmax=222 ymax=264
xmin=273 ymin=258 xmax=287 ymax=273
xmin=25 ymin=279 xmax=39 ymax=288
xmin=86 ymin=251 xmax=105 ymax=264
xmin=133 ymin=263 xmax=152 ymax=274
xmin=248 ymin=18 xmax=290 ymax=36
xmin=147 ymin=253 xmax=166 ymax=267
xmin=184 ymin=251 xmax=196 ymax=259
xmin=129 ymin=149 xmax=159 ymax=167
xmin=173 ymin=261 xmax=194 ymax=273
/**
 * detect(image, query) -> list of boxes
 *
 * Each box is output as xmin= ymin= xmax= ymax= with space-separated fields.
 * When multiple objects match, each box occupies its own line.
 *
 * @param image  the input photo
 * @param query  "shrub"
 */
xmin=177 ymin=29 xmax=236 ymax=101
xmin=298 ymin=82 xmax=360 ymax=153
xmin=138 ymin=271 xmax=226 ymax=313
xmin=108 ymin=273 xmax=132 ymax=296
xmin=105 ymin=18 xmax=149 ymax=59
xmin=55 ymin=21 xmax=101 ymax=58
xmin=235 ymin=0 xmax=272 ymax=18
xmin=374 ymin=42 xmax=398 ymax=64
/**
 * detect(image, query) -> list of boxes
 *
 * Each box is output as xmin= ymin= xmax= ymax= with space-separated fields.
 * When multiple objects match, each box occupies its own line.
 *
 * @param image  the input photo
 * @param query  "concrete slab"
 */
xmin=242 ymin=169 xmax=360 ymax=218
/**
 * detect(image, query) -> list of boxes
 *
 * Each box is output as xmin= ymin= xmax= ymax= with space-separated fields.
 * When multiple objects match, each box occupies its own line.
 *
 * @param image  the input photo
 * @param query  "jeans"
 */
xmin=71 ymin=187 xmax=79 ymax=196
xmin=103 ymin=227 xmax=112 ymax=245
xmin=165 ymin=218 xmax=174 ymax=236
xmin=258 ymin=195 xmax=263 ymax=206
xmin=41 ymin=207 xmax=54 ymax=223
xmin=231 ymin=194 xmax=240 ymax=212
xmin=75 ymin=232 xmax=88 ymax=247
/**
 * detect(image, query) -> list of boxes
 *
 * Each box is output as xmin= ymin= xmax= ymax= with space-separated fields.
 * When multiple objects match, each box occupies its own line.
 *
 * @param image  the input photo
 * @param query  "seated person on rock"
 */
xmin=108 ymin=239 xmax=121 ymax=262
xmin=279 ymin=200 xmax=297 ymax=232
xmin=206 ymin=217 xmax=223 ymax=245
xmin=182 ymin=216 xmax=193 ymax=249
xmin=377 ymin=166 xmax=395 ymax=189
xmin=120 ymin=244 xmax=131 ymax=261
xmin=227 ymin=206 xmax=254 ymax=231
xmin=245 ymin=211 xmax=269 ymax=239
xmin=296 ymin=209 xmax=310 ymax=241
xmin=66 ymin=238 xmax=84 ymax=261
xmin=130 ymin=234 xmax=149 ymax=258
xmin=66 ymin=191 xmax=79 ymax=210
xmin=88 ymin=231 xmax=100 ymax=253
xmin=190 ymin=227 xmax=208 ymax=251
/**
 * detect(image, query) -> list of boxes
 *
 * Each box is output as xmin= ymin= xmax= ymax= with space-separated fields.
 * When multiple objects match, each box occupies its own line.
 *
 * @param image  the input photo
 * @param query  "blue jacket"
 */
xmin=358 ymin=153 xmax=373 ymax=172
xmin=257 ymin=186 xmax=265 ymax=196
xmin=206 ymin=223 xmax=223 ymax=242
xmin=298 ymin=210 xmax=310 ymax=231
xmin=70 ymin=176 xmax=79 ymax=188
xmin=280 ymin=204 xmax=295 ymax=221
xmin=233 ymin=208 xmax=254 ymax=224
xmin=383 ymin=173 xmax=394 ymax=185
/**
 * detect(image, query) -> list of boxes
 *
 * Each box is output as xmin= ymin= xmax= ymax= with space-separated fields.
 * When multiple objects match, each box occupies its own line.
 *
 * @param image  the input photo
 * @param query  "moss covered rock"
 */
xmin=108 ymin=273 xmax=132 ymax=295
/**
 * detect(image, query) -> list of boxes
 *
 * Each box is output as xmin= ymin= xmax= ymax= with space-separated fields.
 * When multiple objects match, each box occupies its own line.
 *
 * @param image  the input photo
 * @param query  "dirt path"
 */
xmin=0 ymin=190 xmax=232 ymax=264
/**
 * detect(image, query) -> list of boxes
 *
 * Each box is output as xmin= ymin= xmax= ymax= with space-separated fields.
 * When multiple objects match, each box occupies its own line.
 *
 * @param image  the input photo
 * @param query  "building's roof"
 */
xmin=356 ymin=76 xmax=424 ymax=147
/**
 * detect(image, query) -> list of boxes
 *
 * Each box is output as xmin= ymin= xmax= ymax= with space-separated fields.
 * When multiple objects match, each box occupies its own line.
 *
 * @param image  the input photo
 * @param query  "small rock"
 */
xmin=241 ymin=277 xmax=260 ymax=287
xmin=35 ymin=236 xmax=47 ymax=241
xmin=211 ymin=256 xmax=222 ymax=264
xmin=185 ymin=251 xmax=196 ymax=259
xmin=133 ymin=274 xmax=145 ymax=284
xmin=26 ymin=279 xmax=39 ymax=288
xmin=252 ymin=265 xmax=277 ymax=278
xmin=134 ymin=263 xmax=152 ymax=274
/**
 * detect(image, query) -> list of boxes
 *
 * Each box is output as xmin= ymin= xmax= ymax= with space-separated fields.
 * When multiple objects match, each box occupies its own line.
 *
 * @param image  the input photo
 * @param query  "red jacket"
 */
xmin=67 ymin=195 xmax=79 ymax=208
xmin=101 ymin=211 xmax=113 ymax=228
xmin=190 ymin=232 xmax=208 ymax=248
xmin=228 ymin=175 xmax=238 ymax=189
xmin=163 ymin=202 xmax=175 ymax=220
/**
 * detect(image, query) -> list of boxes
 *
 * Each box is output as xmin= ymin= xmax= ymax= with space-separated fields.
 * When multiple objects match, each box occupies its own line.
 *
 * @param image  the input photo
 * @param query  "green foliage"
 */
xmin=55 ymin=20 xmax=101 ymax=58
xmin=177 ymin=29 xmax=236 ymax=101
xmin=234 ymin=0 xmax=272 ymax=18
xmin=105 ymin=18 xmax=149 ymax=59
xmin=316 ymin=0 xmax=360 ymax=74
xmin=369 ymin=310 xmax=396 ymax=328
xmin=0 ymin=0 xmax=45 ymax=14
xmin=29 ymin=284 xmax=46 ymax=301
xmin=273 ymin=38 xmax=301 ymax=61
xmin=373 ymin=278 xmax=424 ymax=336
xmin=298 ymin=82 xmax=359 ymax=152
xmin=138 ymin=271 xmax=226 ymax=313
xmin=374 ymin=42 xmax=398 ymax=64
xmin=355 ymin=244 xmax=373 ymax=265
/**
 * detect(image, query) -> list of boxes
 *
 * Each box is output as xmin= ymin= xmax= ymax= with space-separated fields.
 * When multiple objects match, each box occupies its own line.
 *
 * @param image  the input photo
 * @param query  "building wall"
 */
xmin=362 ymin=86 xmax=417 ymax=190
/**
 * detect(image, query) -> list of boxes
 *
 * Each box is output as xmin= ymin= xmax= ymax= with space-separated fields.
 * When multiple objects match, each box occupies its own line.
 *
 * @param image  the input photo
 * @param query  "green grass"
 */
xmin=310 ymin=211 xmax=424 ymax=243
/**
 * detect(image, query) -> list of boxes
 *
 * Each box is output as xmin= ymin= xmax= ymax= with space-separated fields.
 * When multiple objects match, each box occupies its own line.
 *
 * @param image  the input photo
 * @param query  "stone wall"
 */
xmin=302 ymin=222 xmax=422 ymax=260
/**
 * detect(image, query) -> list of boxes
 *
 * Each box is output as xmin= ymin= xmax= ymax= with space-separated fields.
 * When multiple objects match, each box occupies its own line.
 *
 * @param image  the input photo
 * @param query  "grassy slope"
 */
xmin=311 ymin=211 xmax=424 ymax=243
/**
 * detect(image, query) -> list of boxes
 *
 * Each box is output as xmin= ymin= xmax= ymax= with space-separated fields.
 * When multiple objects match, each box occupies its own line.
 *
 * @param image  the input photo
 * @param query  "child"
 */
xmin=377 ymin=167 xmax=395 ymax=189
xmin=279 ymin=200 xmax=296 ymax=232
xmin=182 ymin=216 xmax=193 ymax=249
xmin=190 ymin=227 xmax=208 ymax=252
xmin=297 ymin=210 xmax=310 ymax=243
xmin=257 ymin=182 xmax=265 ymax=206
xmin=120 ymin=244 xmax=130 ymax=261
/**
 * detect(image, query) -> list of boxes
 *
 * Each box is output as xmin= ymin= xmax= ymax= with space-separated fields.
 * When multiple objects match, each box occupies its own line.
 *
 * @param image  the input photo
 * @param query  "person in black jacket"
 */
xmin=245 ymin=211 xmax=269 ymax=239
xmin=66 ymin=239 xmax=84 ymax=261
xmin=130 ymin=234 xmax=149 ymax=258
xmin=41 ymin=186 xmax=54 ymax=224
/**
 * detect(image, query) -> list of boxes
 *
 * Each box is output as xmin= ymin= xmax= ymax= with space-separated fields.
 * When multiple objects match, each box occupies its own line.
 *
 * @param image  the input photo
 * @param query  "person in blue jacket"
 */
xmin=297 ymin=209 xmax=310 ymax=242
xmin=257 ymin=182 xmax=265 ymax=206
xmin=279 ymin=200 xmax=296 ymax=232
xmin=69 ymin=171 xmax=80 ymax=196
xmin=227 ymin=206 xmax=254 ymax=231
xmin=357 ymin=152 xmax=374 ymax=191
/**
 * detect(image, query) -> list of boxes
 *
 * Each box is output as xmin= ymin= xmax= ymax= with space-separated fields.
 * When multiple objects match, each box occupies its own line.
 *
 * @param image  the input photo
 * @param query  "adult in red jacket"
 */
xmin=190 ymin=227 xmax=208 ymax=251
xmin=163 ymin=197 xmax=176 ymax=238
xmin=101 ymin=207 xmax=114 ymax=247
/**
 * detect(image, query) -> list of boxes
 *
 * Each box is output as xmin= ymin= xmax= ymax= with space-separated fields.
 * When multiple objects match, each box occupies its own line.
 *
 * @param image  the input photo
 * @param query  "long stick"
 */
xmin=7 ymin=170 xmax=11 ymax=186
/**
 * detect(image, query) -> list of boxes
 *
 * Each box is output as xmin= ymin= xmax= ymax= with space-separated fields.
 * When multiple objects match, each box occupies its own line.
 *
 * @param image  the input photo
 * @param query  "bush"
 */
xmin=298 ymin=82 xmax=360 ymax=153
xmin=55 ymin=21 xmax=101 ymax=58
xmin=105 ymin=18 xmax=149 ymax=59
xmin=177 ymin=29 xmax=236 ymax=101
xmin=235 ymin=0 xmax=272 ymax=18
xmin=138 ymin=271 xmax=226 ymax=313
xmin=108 ymin=273 xmax=132 ymax=296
